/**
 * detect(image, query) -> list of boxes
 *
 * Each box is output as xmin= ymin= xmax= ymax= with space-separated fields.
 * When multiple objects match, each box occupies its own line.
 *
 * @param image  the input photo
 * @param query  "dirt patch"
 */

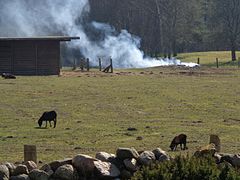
xmin=181 ymin=120 xmax=204 ymax=126
xmin=60 ymin=70 xmax=139 ymax=78
xmin=60 ymin=67 xmax=237 ymax=78
xmin=223 ymin=118 xmax=240 ymax=125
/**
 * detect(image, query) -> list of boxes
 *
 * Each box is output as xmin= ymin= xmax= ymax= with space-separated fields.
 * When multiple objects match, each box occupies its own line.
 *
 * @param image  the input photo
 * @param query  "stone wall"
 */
xmin=0 ymin=147 xmax=169 ymax=180
xmin=0 ymin=146 xmax=239 ymax=180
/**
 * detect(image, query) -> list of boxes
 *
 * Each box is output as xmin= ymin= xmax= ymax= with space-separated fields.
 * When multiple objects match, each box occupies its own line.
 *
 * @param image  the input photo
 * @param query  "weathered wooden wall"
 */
xmin=0 ymin=40 xmax=60 ymax=75
xmin=0 ymin=42 xmax=12 ymax=73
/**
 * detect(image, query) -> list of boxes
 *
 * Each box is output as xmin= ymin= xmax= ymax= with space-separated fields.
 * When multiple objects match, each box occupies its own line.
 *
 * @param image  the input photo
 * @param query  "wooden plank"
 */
xmin=13 ymin=41 xmax=36 ymax=74
xmin=24 ymin=145 xmax=37 ymax=163
xmin=0 ymin=43 xmax=12 ymax=73
xmin=37 ymin=41 xmax=60 ymax=75
xmin=0 ymin=40 xmax=60 ymax=75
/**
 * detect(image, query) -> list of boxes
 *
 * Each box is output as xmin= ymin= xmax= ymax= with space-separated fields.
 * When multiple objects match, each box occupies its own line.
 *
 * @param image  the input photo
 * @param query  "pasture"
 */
xmin=178 ymin=51 xmax=240 ymax=66
xmin=0 ymin=52 xmax=240 ymax=164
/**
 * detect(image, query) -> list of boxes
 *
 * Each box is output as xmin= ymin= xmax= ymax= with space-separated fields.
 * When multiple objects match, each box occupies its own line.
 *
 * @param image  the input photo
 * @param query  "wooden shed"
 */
xmin=0 ymin=36 xmax=79 ymax=75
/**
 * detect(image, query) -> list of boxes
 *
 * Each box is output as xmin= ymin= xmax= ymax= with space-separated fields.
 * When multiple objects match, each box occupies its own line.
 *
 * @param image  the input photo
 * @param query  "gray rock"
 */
xmin=109 ymin=158 xmax=125 ymax=171
xmin=72 ymin=154 xmax=97 ymax=177
xmin=152 ymin=148 xmax=170 ymax=162
xmin=39 ymin=164 xmax=54 ymax=176
xmin=120 ymin=170 xmax=132 ymax=180
xmin=127 ymin=127 xmax=137 ymax=131
xmin=152 ymin=148 xmax=166 ymax=159
xmin=49 ymin=158 xmax=72 ymax=172
xmin=136 ymin=136 xmax=143 ymax=140
xmin=5 ymin=162 xmax=16 ymax=176
xmin=193 ymin=144 xmax=216 ymax=157
xmin=95 ymin=152 xmax=115 ymax=162
xmin=94 ymin=160 xmax=120 ymax=178
xmin=24 ymin=161 xmax=37 ymax=172
xmin=123 ymin=158 xmax=138 ymax=172
xmin=116 ymin=148 xmax=139 ymax=160
xmin=28 ymin=169 xmax=49 ymax=180
xmin=220 ymin=154 xmax=240 ymax=167
xmin=13 ymin=165 xmax=29 ymax=176
xmin=10 ymin=174 xmax=29 ymax=180
xmin=48 ymin=161 xmax=62 ymax=172
xmin=138 ymin=151 xmax=156 ymax=166
xmin=158 ymin=155 xmax=170 ymax=162
xmin=214 ymin=153 xmax=222 ymax=164
xmin=0 ymin=164 xmax=10 ymax=180
xmin=54 ymin=164 xmax=79 ymax=180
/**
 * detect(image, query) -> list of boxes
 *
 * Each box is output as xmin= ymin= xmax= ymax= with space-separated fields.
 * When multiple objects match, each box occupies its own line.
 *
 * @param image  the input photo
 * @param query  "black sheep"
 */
xmin=38 ymin=111 xmax=57 ymax=128
xmin=170 ymin=134 xmax=187 ymax=151
xmin=2 ymin=73 xmax=16 ymax=79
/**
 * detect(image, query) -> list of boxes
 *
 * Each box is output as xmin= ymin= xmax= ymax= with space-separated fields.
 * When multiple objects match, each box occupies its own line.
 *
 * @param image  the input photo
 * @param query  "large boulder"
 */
xmin=220 ymin=154 xmax=240 ymax=168
xmin=94 ymin=160 xmax=120 ymax=179
xmin=109 ymin=158 xmax=125 ymax=171
xmin=116 ymin=148 xmax=139 ymax=160
xmin=5 ymin=162 xmax=16 ymax=176
xmin=28 ymin=169 xmax=49 ymax=180
xmin=123 ymin=159 xmax=138 ymax=172
xmin=138 ymin=151 xmax=156 ymax=166
xmin=24 ymin=161 xmax=37 ymax=172
xmin=40 ymin=164 xmax=54 ymax=176
xmin=54 ymin=164 xmax=79 ymax=180
xmin=72 ymin=154 xmax=97 ymax=177
xmin=214 ymin=153 xmax=222 ymax=164
xmin=49 ymin=158 xmax=72 ymax=172
xmin=95 ymin=152 xmax=116 ymax=162
xmin=152 ymin=148 xmax=170 ymax=162
xmin=0 ymin=164 xmax=10 ymax=180
xmin=120 ymin=170 xmax=132 ymax=180
xmin=13 ymin=165 xmax=29 ymax=176
xmin=10 ymin=174 xmax=29 ymax=180
xmin=194 ymin=143 xmax=216 ymax=158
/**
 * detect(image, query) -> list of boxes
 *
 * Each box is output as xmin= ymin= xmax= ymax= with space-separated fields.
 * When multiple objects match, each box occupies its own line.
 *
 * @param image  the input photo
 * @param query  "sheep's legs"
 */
xmin=53 ymin=119 xmax=56 ymax=128
xmin=183 ymin=143 xmax=187 ymax=150
xmin=180 ymin=144 xmax=183 ymax=150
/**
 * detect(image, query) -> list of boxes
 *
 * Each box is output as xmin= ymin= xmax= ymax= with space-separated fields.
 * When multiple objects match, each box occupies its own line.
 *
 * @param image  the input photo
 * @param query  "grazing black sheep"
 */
xmin=170 ymin=134 xmax=187 ymax=151
xmin=38 ymin=111 xmax=57 ymax=128
xmin=2 ymin=73 xmax=16 ymax=79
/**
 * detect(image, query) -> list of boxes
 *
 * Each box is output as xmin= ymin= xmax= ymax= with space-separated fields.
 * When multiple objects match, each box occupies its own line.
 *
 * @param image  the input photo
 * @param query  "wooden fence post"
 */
xmin=110 ymin=58 xmax=113 ymax=73
xmin=216 ymin=58 xmax=219 ymax=68
xmin=24 ymin=145 xmax=37 ymax=163
xmin=80 ymin=58 xmax=84 ymax=71
xmin=197 ymin=58 xmax=200 ymax=65
xmin=72 ymin=59 xmax=77 ymax=70
xmin=99 ymin=58 xmax=102 ymax=71
xmin=210 ymin=135 xmax=221 ymax=152
xmin=86 ymin=58 xmax=90 ymax=71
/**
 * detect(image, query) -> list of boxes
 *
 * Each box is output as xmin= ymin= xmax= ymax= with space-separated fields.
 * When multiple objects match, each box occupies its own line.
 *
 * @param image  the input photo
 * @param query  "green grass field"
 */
xmin=178 ymin=51 xmax=240 ymax=66
xmin=0 ymin=51 xmax=240 ymax=164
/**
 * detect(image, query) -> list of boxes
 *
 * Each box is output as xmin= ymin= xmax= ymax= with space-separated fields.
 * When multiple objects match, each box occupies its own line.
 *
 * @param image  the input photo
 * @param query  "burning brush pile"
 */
xmin=0 ymin=0 xmax=198 ymax=69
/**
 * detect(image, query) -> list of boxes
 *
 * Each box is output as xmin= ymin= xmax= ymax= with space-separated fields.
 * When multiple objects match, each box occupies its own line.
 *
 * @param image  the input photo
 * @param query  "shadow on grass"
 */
xmin=34 ymin=127 xmax=48 ymax=130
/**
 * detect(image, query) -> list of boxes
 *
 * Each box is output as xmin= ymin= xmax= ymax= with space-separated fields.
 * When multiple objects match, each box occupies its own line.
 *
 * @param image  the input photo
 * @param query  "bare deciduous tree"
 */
xmin=211 ymin=0 xmax=240 ymax=61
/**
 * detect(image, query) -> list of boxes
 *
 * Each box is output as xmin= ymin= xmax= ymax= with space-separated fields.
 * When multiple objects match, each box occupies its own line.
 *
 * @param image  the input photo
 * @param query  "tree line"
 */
xmin=89 ymin=0 xmax=240 ymax=61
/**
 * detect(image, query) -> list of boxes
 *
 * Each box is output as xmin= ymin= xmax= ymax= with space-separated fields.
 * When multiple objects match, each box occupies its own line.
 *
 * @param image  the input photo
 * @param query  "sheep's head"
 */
xmin=169 ymin=141 xmax=175 ymax=151
xmin=38 ymin=119 xmax=42 ymax=127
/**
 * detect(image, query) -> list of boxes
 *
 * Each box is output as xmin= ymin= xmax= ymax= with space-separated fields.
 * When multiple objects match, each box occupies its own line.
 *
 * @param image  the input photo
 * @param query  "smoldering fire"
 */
xmin=0 ymin=0 xmax=198 ymax=68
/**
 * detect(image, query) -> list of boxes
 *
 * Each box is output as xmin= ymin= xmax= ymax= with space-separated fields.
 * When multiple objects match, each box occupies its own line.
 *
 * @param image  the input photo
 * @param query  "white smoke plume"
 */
xmin=0 ymin=0 xmax=197 ymax=68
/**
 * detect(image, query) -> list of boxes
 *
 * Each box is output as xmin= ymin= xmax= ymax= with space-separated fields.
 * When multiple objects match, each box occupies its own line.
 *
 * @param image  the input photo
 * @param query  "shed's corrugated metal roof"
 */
xmin=0 ymin=36 xmax=80 ymax=41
